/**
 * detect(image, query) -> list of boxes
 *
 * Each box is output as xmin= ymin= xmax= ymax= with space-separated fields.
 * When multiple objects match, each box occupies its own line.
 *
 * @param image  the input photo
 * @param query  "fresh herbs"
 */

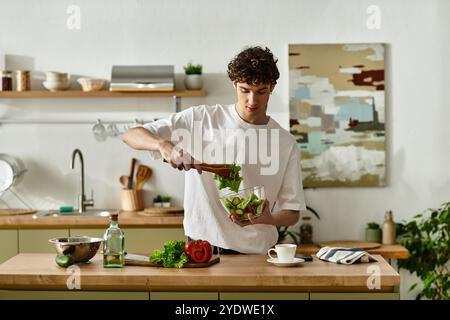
xmin=149 ymin=240 xmax=189 ymax=268
xmin=213 ymin=163 xmax=242 ymax=192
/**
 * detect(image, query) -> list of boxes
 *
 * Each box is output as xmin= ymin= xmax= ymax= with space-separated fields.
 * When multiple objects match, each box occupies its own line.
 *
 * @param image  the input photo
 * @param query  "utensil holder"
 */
xmin=121 ymin=189 xmax=143 ymax=211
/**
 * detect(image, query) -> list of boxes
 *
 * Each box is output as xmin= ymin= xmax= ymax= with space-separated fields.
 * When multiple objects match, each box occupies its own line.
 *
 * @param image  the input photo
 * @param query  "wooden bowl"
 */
xmin=77 ymin=78 xmax=105 ymax=92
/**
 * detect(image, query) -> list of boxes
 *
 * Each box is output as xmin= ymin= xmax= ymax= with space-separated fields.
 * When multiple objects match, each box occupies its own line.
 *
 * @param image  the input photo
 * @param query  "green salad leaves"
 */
xmin=213 ymin=163 xmax=243 ymax=192
xmin=223 ymin=193 xmax=264 ymax=221
xmin=149 ymin=240 xmax=189 ymax=268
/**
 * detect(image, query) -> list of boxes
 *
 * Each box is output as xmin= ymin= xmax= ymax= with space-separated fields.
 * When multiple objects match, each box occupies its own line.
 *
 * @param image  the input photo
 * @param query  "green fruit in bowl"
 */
xmin=55 ymin=254 xmax=74 ymax=268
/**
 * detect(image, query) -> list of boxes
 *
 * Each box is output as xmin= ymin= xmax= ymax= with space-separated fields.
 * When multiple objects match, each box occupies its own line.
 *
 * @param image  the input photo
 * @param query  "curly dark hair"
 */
xmin=227 ymin=46 xmax=280 ymax=85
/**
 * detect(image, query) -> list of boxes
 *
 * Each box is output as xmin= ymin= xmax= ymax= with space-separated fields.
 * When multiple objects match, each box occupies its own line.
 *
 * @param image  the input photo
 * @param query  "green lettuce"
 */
xmin=149 ymin=240 xmax=189 ymax=268
xmin=213 ymin=163 xmax=242 ymax=192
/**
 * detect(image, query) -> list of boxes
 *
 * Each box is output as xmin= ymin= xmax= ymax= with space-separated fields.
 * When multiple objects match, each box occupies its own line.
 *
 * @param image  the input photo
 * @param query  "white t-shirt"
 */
xmin=143 ymin=104 xmax=306 ymax=254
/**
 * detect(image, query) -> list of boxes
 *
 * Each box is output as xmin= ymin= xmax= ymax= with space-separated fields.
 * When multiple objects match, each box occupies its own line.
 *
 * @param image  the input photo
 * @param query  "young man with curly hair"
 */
xmin=123 ymin=46 xmax=305 ymax=254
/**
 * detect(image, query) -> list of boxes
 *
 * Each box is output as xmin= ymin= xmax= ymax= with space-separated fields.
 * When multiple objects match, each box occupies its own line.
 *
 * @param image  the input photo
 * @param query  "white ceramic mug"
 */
xmin=267 ymin=244 xmax=297 ymax=263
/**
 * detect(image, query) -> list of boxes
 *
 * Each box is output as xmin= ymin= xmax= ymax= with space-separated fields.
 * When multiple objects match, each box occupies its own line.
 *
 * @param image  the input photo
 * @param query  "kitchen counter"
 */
xmin=0 ymin=210 xmax=184 ymax=229
xmin=0 ymin=253 xmax=399 ymax=295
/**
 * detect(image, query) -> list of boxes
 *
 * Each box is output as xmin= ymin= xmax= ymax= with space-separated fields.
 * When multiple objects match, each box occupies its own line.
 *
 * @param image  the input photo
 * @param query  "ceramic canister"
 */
xmin=15 ymin=70 xmax=30 ymax=91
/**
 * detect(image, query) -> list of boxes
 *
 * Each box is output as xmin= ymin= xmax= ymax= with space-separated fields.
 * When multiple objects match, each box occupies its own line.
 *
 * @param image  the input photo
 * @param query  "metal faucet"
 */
xmin=70 ymin=149 xmax=94 ymax=213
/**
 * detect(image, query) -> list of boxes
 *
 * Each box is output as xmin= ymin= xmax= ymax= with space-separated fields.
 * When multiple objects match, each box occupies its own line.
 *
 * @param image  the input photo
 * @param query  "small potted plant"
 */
xmin=365 ymin=222 xmax=381 ymax=243
xmin=162 ymin=196 xmax=172 ymax=208
xmin=184 ymin=62 xmax=203 ymax=90
xmin=153 ymin=195 xmax=163 ymax=208
xmin=277 ymin=226 xmax=300 ymax=244
xmin=277 ymin=205 xmax=320 ymax=244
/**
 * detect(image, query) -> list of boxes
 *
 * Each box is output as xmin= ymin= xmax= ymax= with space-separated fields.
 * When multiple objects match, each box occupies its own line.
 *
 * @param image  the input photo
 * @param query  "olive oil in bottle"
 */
xmin=103 ymin=213 xmax=125 ymax=268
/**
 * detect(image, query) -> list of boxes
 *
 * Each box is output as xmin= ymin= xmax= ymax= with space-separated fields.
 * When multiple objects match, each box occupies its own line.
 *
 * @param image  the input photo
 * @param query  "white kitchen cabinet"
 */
xmin=0 ymin=230 xmax=18 ymax=263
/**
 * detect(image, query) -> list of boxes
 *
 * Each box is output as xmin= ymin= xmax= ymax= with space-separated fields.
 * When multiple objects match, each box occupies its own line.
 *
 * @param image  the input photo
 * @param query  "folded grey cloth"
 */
xmin=316 ymin=247 xmax=378 ymax=264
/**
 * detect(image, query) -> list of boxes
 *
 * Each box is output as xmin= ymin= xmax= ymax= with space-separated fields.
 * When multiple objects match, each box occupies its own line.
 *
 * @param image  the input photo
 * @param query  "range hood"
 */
xmin=110 ymin=65 xmax=174 ymax=92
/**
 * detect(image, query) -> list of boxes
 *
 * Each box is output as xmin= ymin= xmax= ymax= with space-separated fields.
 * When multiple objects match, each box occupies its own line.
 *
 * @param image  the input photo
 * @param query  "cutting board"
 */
xmin=317 ymin=240 xmax=381 ymax=250
xmin=137 ymin=207 xmax=184 ymax=217
xmin=125 ymin=253 xmax=220 ymax=268
xmin=0 ymin=209 xmax=37 ymax=216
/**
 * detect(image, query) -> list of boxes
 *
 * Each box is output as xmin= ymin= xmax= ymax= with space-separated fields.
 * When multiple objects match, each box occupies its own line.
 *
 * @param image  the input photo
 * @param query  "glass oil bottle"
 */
xmin=103 ymin=213 xmax=125 ymax=268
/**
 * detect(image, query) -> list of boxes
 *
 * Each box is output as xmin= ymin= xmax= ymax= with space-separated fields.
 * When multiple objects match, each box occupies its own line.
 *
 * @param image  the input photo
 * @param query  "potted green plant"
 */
xmin=162 ymin=196 xmax=172 ymax=208
xmin=365 ymin=222 xmax=381 ymax=242
xmin=277 ymin=205 xmax=320 ymax=244
xmin=153 ymin=195 xmax=163 ymax=208
xmin=277 ymin=226 xmax=300 ymax=244
xmin=184 ymin=62 xmax=203 ymax=90
xmin=397 ymin=202 xmax=450 ymax=300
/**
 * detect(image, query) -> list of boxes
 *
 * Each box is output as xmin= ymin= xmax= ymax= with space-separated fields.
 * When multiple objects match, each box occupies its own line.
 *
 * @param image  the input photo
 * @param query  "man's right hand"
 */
xmin=158 ymin=140 xmax=202 ymax=174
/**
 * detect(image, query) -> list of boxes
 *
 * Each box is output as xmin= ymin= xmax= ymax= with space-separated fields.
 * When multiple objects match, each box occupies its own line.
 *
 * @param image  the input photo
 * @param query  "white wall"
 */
xmin=1 ymin=0 xmax=449 ymax=299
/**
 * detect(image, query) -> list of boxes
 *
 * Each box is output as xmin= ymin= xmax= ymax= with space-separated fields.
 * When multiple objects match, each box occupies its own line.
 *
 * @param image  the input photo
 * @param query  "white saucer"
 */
xmin=266 ymin=257 xmax=305 ymax=267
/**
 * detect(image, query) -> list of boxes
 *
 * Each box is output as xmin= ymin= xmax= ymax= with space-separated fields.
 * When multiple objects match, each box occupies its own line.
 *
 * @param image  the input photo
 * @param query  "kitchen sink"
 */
xmin=32 ymin=209 xmax=115 ymax=218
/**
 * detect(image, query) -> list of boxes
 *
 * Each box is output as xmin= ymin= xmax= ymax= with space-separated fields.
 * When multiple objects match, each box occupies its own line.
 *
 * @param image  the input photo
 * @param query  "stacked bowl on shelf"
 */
xmin=43 ymin=71 xmax=71 ymax=91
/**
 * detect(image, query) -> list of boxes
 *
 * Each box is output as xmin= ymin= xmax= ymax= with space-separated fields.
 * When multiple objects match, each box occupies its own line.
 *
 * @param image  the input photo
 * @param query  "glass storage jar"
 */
xmin=1 ymin=70 xmax=12 ymax=91
xmin=299 ymin=216 xmax=313 ymax=244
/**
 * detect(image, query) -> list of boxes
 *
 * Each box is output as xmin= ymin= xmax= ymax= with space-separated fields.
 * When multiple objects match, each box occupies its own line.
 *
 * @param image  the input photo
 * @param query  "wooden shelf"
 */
xmin=0 ymin=90 xmax=207 ymax=98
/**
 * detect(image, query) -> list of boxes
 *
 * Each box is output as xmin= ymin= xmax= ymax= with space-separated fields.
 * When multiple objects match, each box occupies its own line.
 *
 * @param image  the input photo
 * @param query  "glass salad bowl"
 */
xmin=220 ymin=186 xmax=265 ymax=222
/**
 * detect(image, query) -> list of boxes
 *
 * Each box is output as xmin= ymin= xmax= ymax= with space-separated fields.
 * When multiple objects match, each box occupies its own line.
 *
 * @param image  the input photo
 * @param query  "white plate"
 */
xmin=266 ymin=257 xmax=305 ymax=267
xmin=0 ymin=159 xmax=14 ymax=191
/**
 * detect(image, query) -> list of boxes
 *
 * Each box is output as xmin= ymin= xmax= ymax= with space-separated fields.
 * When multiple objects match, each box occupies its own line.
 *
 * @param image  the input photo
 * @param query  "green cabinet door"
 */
xmin=0 ymin=230 xmax=18 ymax=263
xmin=309 ymin=292 xmax=400 ymax=300
xmin=69 ymin=228 xmax=185 ymax=255
xmin=151 ymin=292 xmax=218 ymax=300
xmin=0 ymin=290 xmax=149 ymax=300
xmin=123 ymin=228 xmax=185 ymax=255
xmin=18 ymin=229 xmax=69 ymax=253
xmin=220 ymin=292 xmax=309 ymax=300
xmin=69 ymin=228 xmax=104 ymax=238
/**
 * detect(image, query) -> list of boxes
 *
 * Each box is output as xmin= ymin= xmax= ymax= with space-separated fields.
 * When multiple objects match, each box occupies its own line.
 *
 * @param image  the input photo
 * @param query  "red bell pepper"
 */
xmin=184 ymin=239 xmax=212 ymax=263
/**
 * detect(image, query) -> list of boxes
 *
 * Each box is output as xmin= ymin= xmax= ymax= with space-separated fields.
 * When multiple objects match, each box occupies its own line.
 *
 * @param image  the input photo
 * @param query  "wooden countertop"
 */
xmin=0 ymin=253 xmax=399 ymax=292
xmin=297 ymin=244 xmax=409 ymax=260
xmin=0 ymin=210 xmax=184 ymax=229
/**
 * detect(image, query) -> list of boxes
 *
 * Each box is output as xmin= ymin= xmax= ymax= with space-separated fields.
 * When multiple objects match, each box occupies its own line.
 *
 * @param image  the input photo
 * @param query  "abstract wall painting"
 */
xmin=289 ymin=44 xmax=386 ymax=187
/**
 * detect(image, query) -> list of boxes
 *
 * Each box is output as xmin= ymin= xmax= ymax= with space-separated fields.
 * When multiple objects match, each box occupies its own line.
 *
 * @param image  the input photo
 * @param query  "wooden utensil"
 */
xmin=135 ymin=165 xmax=152 ymax=190
xmin=119 ymin=175 xmax=129 ymax=188
xmin=163 ymin=159 xmax=231 ymax=177
xmin=199 ymin=164 xmax=231 ymax=177
xmin=127 ymin=158 xmax=137 ymax=189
